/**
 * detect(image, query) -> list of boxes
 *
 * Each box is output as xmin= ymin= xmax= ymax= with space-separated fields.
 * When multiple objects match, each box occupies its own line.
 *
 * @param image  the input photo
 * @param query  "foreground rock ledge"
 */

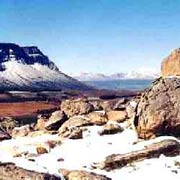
xmin=59 ymin=169 xmax=111 ymax=180
xmin=95 ymin=139 xmax=180 ymax=171
xmin=0 ymin=162 xmax=61 ymax=180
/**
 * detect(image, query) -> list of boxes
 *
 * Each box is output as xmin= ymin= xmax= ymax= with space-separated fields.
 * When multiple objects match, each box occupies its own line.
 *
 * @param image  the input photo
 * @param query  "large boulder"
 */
xmin=58 ymin=116 xmax=93 ymax=138
xmin=86 ymin=111 xmax=108 ymax=125
xmin=12 ymin=125 xmax=33 ymax=138
xmin=98 ymin=123 xmax=123 ymax=136
xmin=161 ymin=48 xmax=180 ymax=77
xmin=35 ymin=116 xmax=48 ymax=131
xmin=45 ymin=111 xmax=68 ymax=131
xmin=60 ymin=99 xmax=94 ymax=117
xmin=106 ymin=110 xmax=128 ymax=123
xmin=60 ymin=127 xmax=83 ymax=139
xmin=135 ymin=77 xmax=180 ymax=139
xmin=58 ymin=112 xmax=108 ymax=138
xmin=113 ymin=98 xmax=127 ymax=110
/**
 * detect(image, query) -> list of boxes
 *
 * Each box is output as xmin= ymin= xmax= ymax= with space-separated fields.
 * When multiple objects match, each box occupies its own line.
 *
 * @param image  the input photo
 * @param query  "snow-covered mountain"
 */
xmin=0 ymin=43 xmax=90 ymax=91
xmin=73 ymin=71 xmax=159 ymax=81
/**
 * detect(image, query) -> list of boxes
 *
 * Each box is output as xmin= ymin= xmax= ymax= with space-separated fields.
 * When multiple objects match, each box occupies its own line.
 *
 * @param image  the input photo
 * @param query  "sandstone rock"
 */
xmin=0 ymin=117 xmax=17 ymax=134
xmin=106 ymin=110 xmax=128 ymax=123
xmin=126 ymin=100 xmax=138 ymax=118
xmin=59 ymin=116 xmax=93 ymax=138
xmin=35 ymin=117 xmax=48 ymax=130
xmin=99 ymin=123 xmax=123 ymax=136
xmin=113 ymin=98 xmax=127 ymax=110
xmin=161 ymin=48 xmax=180 ymax=76
xmin=59 ymin=112 xmax=108 ymax=138
xmin=59 ymin=116 xmax=92 ymax=133
xmin=135 ymin=77 xmax=180 ymax=139
xmin=46 ymin=140 xmax=60 ymax=149
xmin=59 ymin=169 xmax=111 ymax=180
xmin=12 ymin=125 xmax=33 ymax=138
xmin=96 ymin=139 xmax=180 ymax=171
xmin=101 ymin=100 xmax=118 ymax=111
xmin=0 ymin=162 xmax=61 ymax=180
xmin=60 ymin=98 xmax=94 ymax=117
xmin=60 ymin=127 xmax=83 ymax=139
xmin=45 ymin=111 xmax=68 ymax=131
xmin=86 ymin=111 xmax=108 ymax=125
xmin=36 ymin=147 xmax=48 ymax=154
xmin=89 ymin=100 xmax=103 ymax=111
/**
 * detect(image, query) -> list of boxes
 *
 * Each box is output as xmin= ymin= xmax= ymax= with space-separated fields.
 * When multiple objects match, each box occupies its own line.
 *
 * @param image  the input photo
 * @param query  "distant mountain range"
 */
xmin=0 ymin=43 xmax=90 ymax=91
xmin=73 ymin=71 xmax=159 ymax=81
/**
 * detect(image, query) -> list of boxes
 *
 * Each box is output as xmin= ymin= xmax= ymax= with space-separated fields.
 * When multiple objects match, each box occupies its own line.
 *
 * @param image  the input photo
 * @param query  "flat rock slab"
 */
xmin=96 ymin=139 xmax=180 ymax=171
xmin=0 ymin=162 xmax=61 ymax=180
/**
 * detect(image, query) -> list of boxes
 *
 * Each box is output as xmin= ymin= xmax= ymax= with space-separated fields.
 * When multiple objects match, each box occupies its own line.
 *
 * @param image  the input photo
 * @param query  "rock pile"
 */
xmin=34 ymin=97 xmax=133 ymax=139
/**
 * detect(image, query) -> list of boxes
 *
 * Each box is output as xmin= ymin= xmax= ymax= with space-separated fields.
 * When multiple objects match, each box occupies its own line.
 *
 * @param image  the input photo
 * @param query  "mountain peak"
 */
xmin=0 ymin=43 xmax=58 ymax=71
xmin=0 ymin=43 xmax=90 ymax=91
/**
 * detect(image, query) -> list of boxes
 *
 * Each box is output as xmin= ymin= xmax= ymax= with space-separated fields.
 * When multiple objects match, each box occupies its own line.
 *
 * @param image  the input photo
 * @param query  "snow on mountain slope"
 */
xmin=0 ymin=43 xmax=90 ymax=91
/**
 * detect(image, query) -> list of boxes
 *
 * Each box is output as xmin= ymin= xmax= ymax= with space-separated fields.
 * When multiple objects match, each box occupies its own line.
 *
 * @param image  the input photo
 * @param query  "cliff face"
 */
xmin=0 ymin=43 xmax=58 ymax=71
xmin=161 ymin=48 xmax=180 ymax=77
xmin=0 ymin=43 xmax=90 ymax=91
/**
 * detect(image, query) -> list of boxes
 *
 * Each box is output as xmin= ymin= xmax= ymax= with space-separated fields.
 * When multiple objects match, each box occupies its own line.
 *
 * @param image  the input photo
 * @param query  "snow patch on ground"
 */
xmin=0 ymin=126 xmax=179 ymax=180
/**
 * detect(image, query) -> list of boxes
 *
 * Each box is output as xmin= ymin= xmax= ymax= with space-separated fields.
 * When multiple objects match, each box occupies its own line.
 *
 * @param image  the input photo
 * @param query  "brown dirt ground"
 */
xmin=0 ymin=101 xmax=57 ymax=117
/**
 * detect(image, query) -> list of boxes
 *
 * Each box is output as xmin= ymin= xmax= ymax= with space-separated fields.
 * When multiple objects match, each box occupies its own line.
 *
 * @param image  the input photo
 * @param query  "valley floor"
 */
xmin=0 ymin=89 xmax=179 ymax=180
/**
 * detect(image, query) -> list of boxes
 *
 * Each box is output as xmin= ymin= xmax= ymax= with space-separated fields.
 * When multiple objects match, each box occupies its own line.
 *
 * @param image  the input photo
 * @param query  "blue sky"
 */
xmin=0 ymin=0 xmax=180 ymax=75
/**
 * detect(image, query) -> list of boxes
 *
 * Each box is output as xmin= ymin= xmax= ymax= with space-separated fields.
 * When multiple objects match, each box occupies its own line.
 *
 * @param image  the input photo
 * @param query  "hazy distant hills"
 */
xmin=73 ymin=71 xmax=159 ymax=81
xmin=0 ymin=43 xmax=90 ymax=91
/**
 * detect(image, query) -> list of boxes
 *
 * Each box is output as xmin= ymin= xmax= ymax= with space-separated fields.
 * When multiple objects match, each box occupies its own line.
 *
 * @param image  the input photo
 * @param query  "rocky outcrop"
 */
xmin=161 ymin=48 xmax=180 ymax=77
xmin=135 ymin=77 xmax=180 ymax=139
xmin=0 ymin=162 xmax=61 ymax=180
xmin=59 ymin=169 xmax=111 ymax=180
